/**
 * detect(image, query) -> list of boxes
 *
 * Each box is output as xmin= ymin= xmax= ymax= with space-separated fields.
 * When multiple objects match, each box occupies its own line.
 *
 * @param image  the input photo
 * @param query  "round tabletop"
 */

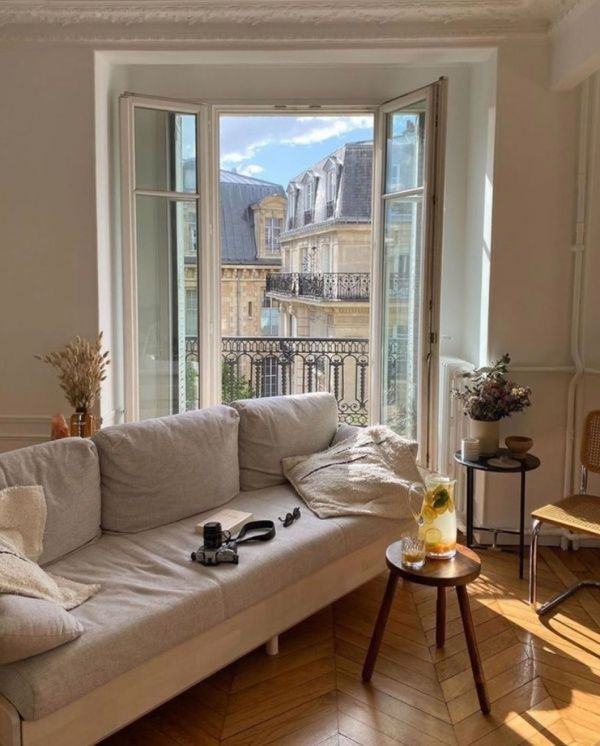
xmin=386 ymin=543 xmax=481 ymax=587
xmin=454 ymin=448 xmax=540 ymax=473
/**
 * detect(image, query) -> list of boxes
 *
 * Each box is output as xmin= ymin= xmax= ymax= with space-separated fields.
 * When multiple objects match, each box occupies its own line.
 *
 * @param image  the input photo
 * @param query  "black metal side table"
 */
xmin=454 ymin=448 xmax=541 ymax=579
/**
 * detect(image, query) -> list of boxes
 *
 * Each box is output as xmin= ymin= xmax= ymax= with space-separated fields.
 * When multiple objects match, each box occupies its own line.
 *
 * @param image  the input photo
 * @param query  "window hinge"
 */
xmin=430 ymin=331 xmax=437 ymax=345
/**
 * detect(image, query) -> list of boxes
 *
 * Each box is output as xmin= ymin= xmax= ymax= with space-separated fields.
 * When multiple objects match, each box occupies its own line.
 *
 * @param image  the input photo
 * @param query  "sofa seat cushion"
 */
xmin=0 ymin=530 xmax=227 ymax=721
xmin=94 ymin=405 xmax=240 ymax=532
xmin=0 ymin=486 xmax=411 ymax=721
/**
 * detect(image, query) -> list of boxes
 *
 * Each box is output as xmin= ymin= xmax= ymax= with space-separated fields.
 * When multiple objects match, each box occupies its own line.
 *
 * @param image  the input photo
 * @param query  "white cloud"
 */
xmin=221 ymin=138 xmax=271 ymax=165
xmin=281 ymin=116 xmax=373 ymax=146
xmin=237 ymin=164 xmax=265 ymax=177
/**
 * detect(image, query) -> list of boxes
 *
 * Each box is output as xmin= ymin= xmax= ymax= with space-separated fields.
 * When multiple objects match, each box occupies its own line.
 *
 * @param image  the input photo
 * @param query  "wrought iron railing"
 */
xmin=266 ymin=272 xmax=370 ymax=302
xmin=185 ymin=335 xmax=409 ymax=426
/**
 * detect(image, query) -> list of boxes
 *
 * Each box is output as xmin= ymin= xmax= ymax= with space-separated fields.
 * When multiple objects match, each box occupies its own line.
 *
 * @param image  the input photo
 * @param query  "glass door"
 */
xmin=121 ymin=97 xmax=203 ymax=420
xmin=372 ymin=81 xmax=446 ymax=466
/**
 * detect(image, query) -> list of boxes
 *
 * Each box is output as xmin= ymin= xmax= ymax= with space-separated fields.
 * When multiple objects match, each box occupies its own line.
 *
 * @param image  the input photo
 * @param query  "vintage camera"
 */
xmin=191 ymin=521 xmax=239 ymax=566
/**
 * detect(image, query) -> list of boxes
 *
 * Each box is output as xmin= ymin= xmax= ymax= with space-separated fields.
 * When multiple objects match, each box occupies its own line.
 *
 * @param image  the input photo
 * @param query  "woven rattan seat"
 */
xmin=532 ymin=495 xmax=600 ymax=538
xmin=529 ymin=410 xmax=600 ymax=615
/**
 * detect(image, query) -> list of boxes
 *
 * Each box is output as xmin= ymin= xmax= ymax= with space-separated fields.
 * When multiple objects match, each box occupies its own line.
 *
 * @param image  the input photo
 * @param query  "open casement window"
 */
xmin=120 ymin=95 xmax=214 ymax=421
xmin=371 ymin=79 xmax=447 ymax=468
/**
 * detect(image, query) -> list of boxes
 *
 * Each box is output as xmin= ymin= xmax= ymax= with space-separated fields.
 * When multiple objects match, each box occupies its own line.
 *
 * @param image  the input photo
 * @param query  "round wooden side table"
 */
xmin=362 ymin=542 xmax=491 ymax=715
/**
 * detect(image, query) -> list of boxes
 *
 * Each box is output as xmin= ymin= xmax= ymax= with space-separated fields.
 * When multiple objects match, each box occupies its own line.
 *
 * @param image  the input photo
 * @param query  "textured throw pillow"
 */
xmin=282 ymin=425 xmax=423 ymax=519
xmin=0 ymin=595 xmax=83 ymax=665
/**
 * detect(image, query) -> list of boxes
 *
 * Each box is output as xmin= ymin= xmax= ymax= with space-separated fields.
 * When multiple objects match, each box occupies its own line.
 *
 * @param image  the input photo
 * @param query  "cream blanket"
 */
xmin=0 ymin=485 xmax=100 ymax=610
xmin=282 ymin=425 xmax=424 ymax=519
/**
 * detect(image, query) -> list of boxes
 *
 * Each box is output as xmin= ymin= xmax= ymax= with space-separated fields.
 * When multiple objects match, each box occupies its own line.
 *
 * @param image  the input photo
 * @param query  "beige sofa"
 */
xmin=0 ymin=393 xmax=412 ymax=746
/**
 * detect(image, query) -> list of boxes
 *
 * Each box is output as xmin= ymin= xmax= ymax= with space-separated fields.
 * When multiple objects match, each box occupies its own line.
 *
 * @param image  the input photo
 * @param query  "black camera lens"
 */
xmin=203 ymin=522 xmax=222 ymax=550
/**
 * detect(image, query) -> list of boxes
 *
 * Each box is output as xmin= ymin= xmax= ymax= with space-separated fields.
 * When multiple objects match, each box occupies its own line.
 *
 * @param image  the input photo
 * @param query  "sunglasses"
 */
xmin=278 ymin=507 xmax=301 ymax=527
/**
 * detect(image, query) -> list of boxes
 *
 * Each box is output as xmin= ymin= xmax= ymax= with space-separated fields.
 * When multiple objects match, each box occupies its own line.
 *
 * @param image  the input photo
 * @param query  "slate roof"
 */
xmin=219 ymin=170 xmax=285 ymax=264
xmin=284 ymin=141 xmax=372 ymax=237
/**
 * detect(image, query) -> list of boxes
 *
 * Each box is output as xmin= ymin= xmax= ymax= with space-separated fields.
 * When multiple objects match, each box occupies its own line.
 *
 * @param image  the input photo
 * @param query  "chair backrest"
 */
xmin=581 ymin=410 xmax=600 ymax=474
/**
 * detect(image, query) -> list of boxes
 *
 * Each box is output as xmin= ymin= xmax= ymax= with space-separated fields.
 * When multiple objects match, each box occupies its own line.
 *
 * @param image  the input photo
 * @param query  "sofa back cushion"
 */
xmin=0 ymin=438 xmax=101 ymax=565
xmin=94 ymin=406 xmax=240 ymax=532
xmin=231 ymin=392 xmax=338 ymax=491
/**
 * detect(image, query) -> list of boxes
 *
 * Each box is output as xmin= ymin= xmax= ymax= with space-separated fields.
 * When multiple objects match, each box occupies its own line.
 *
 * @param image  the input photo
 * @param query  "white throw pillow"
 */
xmin=0 ymin=595 xmax=83 ymax=665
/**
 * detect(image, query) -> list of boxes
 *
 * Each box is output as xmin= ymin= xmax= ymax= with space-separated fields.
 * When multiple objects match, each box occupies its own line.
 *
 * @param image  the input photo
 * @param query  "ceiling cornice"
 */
xmin=0 ymin=0 xmax=585 ymax=43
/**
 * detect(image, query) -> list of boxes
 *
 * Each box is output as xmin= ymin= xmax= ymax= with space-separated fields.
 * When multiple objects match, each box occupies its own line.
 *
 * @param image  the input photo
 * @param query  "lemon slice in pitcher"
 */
xmin=422 ymin=506 xmax=436 ymax=523
xmin=425 ymin=527 xmax=442 ymax=546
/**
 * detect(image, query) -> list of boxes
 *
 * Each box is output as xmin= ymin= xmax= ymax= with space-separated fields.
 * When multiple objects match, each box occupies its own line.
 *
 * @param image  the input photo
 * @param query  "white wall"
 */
xmin=0 ymin=46 xmax=98 ymax=449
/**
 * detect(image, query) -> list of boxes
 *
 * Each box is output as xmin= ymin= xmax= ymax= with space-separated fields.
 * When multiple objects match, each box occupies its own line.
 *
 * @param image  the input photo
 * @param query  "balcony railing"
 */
xmin=185 ymin=335 xmax=409 ymax=426
xmin=266 ymin=272 xmax=370 ymax=302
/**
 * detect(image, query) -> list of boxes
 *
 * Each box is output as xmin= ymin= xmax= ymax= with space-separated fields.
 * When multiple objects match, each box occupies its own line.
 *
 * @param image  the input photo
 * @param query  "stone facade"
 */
xmin=184 ymin=172 xmax=286 ymax=339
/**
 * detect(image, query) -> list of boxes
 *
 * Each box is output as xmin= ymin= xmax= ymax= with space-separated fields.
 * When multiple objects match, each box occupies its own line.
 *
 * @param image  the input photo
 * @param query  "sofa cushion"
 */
xmin=0 ymin=486 xmax=411 ymax=721
xmin=0 ymin=596 xmax=83 ymax=665
xmin=94 ymin=406 xmax=240 ymax=532
xmin=0 ymin=439 xmax=101 ymax=565
xmin=231 ymin=392 xmax=339 ymax=490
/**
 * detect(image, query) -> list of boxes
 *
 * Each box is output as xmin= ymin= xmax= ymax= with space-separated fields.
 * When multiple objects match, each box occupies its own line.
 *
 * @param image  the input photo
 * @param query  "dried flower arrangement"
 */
xmin=453 ymin=354 xmax=531 ymax=422
xmin=35 ymin=333 xmax=110 ymax=411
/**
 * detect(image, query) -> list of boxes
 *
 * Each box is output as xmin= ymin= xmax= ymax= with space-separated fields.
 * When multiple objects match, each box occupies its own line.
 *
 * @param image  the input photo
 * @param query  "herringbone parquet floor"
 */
xmin=103 ymin=546 xmax=600 ymax=746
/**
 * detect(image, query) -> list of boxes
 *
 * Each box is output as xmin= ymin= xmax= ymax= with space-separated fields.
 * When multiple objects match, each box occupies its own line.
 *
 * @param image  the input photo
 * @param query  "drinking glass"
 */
xmin=400 ymin=536 xmax=426 ymax=570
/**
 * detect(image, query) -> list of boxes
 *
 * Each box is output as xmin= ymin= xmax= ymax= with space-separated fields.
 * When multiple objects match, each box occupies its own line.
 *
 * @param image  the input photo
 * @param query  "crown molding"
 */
xmin=0 ymin=0 xmax=583 ymax=43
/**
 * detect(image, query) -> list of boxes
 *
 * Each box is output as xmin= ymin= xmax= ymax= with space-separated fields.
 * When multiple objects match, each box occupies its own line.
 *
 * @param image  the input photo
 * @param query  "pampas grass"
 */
xmin=36 ymin=333 xmax=110 ymax=410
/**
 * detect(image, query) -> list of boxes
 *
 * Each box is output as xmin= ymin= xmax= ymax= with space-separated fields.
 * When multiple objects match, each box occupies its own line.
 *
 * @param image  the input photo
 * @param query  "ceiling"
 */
xmin=0 ymin=0 xmax=587 ymax=42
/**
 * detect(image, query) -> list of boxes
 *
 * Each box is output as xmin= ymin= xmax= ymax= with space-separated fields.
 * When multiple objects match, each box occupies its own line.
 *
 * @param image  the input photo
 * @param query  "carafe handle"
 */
xmin=408 ymin=482 xmax=426 ymax=526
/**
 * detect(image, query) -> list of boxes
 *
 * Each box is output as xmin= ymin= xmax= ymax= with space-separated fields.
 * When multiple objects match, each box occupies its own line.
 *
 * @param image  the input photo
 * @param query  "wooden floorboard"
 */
xmin=101 ymin=545 xmax=600 ymax=745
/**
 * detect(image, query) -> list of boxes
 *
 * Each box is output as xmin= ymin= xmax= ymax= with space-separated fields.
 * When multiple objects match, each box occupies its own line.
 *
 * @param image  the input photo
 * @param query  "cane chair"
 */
xmin=529 ymin=410 xmax=600 ymax=615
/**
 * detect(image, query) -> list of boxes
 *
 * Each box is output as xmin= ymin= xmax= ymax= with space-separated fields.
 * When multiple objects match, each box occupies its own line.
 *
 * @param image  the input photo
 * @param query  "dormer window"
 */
xmin=287 ymin=186 xmax=297 ymax=229
xmin=303 ymin=174 xmax=316 ymax=225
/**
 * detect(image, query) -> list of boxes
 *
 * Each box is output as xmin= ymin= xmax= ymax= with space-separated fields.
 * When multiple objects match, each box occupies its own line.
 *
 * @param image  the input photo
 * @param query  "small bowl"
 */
xmin=505 ymin=435 xmax=533 ymax=459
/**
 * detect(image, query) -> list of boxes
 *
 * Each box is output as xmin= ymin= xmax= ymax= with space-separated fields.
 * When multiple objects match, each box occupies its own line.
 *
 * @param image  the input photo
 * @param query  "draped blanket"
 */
xmin=282 ymin=425 xmax=424 ymax=519
xmin=0 ymin=485 xmax=99 ymax=610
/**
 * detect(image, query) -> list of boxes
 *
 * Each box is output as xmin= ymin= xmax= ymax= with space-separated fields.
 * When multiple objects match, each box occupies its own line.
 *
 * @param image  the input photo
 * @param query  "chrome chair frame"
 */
xmin=529 ymin=463 xmax=600 ymax=615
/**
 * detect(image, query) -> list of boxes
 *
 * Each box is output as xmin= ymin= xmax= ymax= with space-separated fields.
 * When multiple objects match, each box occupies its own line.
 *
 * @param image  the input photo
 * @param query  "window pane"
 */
xmin=385 ymin=104 xmax=425 ymax=194
xmin=134 ymin=108 xmax=197 ymax=193
xmin=136 ymin=196 xmax=198 ymax=418
xmin=381 ymin=195 xmax=423 ymax=440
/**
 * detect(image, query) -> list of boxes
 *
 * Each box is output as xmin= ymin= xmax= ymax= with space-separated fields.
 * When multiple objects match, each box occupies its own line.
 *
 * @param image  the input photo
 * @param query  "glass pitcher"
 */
xmin=408 ymin=475 xmax=457 ymax=559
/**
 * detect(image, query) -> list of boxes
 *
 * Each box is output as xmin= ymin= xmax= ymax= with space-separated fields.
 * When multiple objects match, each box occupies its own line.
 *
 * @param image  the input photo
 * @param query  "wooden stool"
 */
xmin=362 ymin=543 xmax=491 ymax=715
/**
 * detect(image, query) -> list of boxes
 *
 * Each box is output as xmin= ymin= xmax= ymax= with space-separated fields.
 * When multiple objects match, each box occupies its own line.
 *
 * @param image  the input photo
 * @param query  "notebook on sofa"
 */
xmin=195 ymin=508 xmax=253 ymax=536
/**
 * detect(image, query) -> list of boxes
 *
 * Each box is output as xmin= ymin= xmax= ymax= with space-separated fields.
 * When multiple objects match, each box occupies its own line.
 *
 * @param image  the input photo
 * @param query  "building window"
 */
xmin=325 ymin=167 xmax=337 ymax=215
xmin=287 ymin=187 xmax=296 ymax=229
xmin=265 ymin=217 xmax=282 ymax=253
xmin=248 ymin=301 xmax=253 ymax=318
xmin=303 ymin=177 xmax=315 ymax=224
xmin=261 ymin=357 xmax=279 ymax=397
xmin=186 ymin=288 xmax=198 ymax=337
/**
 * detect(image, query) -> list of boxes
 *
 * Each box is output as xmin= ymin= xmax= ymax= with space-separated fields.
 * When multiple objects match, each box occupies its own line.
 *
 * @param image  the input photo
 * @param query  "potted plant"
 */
xmin=36 ymin=333 xmax=110 ymax=437
xmin=453 ymin=354 xmax=531 ymax=456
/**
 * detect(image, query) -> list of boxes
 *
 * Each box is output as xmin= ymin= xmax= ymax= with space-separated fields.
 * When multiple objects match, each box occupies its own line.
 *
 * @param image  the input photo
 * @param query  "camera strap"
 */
xmin=233 ymin=520 xmax=276 ymax=544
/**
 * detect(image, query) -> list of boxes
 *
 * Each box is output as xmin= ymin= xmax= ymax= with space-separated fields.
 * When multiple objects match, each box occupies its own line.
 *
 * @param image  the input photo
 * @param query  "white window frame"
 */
xmin=120 ymin=94 xmax=216 ymax=421
xmin=265 ymin=216 xmax=282 ymax=254
xmin=121 ymin=99 xmax=445 ymax=463
xmin=370 ymin=80 xmax=447 ymax=468
xmin=287 ymin=186 xmax=296 ymax=224
xmin=325 ymin=163 xmax=337 ymax=204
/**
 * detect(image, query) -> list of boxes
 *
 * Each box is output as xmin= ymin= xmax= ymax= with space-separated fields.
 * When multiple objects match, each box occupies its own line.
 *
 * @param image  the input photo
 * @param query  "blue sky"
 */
xmin=218 ymin=116 xmax=374 ymax=188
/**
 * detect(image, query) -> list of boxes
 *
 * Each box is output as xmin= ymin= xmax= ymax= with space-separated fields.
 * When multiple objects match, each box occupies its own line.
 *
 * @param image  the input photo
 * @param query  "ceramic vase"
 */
xmin=469 ymin=418 xmax=500 ymax=457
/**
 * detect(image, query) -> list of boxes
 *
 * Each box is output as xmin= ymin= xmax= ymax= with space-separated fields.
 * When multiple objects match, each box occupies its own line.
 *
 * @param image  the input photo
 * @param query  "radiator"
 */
xmin=437 ymin=356 xmax=474 ymax=531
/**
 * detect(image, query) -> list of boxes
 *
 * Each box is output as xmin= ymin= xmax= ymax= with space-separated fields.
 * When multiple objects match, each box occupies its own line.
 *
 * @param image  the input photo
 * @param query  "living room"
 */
xmin=1 ymin=2 xmax=600 ymax=745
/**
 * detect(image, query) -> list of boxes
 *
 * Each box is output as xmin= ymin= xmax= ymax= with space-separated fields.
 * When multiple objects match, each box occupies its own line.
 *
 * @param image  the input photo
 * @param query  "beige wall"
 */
xmin=0 ymin=47 xmax=98 ymax=449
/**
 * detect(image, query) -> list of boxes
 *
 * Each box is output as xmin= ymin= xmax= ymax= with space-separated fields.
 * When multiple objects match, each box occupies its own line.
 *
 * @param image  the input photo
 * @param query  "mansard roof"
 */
xmin=220 ymin=169 xmax=285 ymax=264
xmin=284 ymin=141 xmax=372 ymax=235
